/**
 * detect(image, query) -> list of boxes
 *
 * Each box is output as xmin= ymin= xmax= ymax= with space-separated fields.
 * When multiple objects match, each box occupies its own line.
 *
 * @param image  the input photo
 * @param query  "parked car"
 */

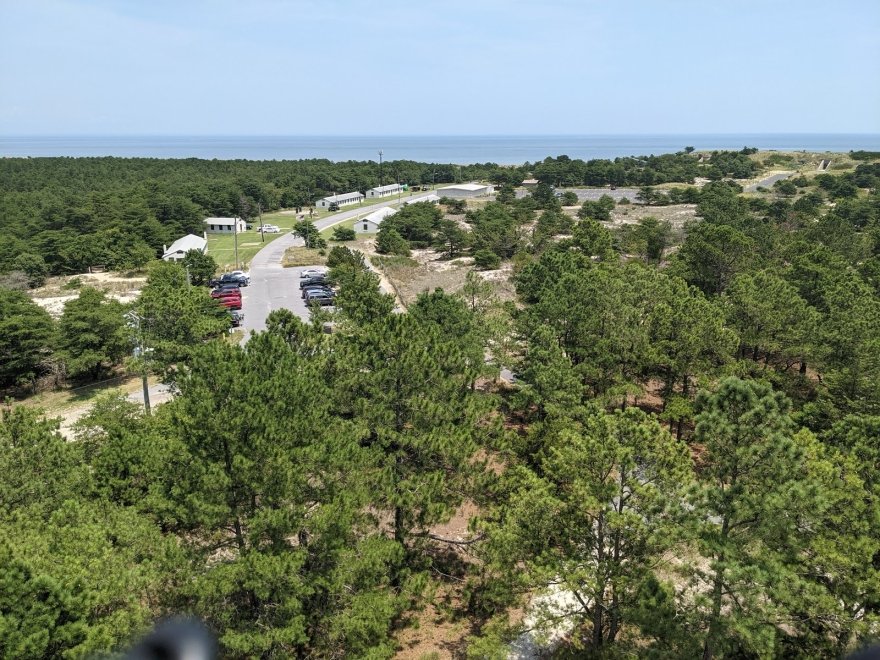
xmin=304 ymin=291 xmax=335 ymax=306
xmin=216 ymin=296 xmax=242 ymax=310
xmin=209 ymin=273 xmax=248 ymax=288
xmin=328 ymin=202 xmax=339 ymax=212
xmin=229 ymin=310 xmax=244 ymax=327
xmin=257 ymin=224 xmax=280 ymax=233
xmin=301 ymin=285 xmax=335 ymax=299
xmin=211 ymin=289 xmax=242 ymax=300
xmin=300 ymin=268 xmax=327 ymax=279
xmin=299 ymin=275 xmax=327 ymax=289
xmin=229 ymin=270 xmax=250 ymax=284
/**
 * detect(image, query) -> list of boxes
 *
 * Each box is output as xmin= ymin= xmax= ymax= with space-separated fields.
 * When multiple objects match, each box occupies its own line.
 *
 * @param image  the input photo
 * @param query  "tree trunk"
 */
xmin=800 ymin=360 xmax=807 ymax=375
xmin=752 ymin=344 xmax=759 ymax=361
xmin=702 ymin=515 xmax=730 ymax=660
xmin=593 ymin=512 xmax=605 ymax=649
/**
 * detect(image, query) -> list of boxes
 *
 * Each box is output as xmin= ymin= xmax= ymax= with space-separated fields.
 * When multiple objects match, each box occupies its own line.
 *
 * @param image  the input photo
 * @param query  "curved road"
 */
xmin=240 ymin=193 xmax=437 ymax=335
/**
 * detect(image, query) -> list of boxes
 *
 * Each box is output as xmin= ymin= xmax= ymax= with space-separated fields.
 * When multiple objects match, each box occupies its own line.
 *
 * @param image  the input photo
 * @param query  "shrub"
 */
xmin=376 ymin=227 xmax=410 ymax=256
xmin=331 ymin=226 xmax=356 ymax=241
xmin=473 ymin=249 xmax=501 ymax=270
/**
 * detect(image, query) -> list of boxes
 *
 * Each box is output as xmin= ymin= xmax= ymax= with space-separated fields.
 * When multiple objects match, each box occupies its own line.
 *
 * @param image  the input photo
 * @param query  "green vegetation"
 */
xmin=3 ymin=154 xmax=880 ymax=658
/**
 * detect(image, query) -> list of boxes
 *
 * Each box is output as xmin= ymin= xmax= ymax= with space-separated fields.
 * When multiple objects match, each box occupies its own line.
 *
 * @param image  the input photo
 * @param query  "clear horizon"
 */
xmin=1 ymin=1 xmax=878 ymax=136
xmin=4 ymin=131 xmax=880 ymax=138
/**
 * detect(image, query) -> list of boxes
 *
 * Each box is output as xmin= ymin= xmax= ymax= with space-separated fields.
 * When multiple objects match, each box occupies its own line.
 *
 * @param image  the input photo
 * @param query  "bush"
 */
xmin=473 ymin=249 xmax=501 ymax=270
xmin=560 ymin=191 xmax=578 ymax=206
xmin=331 ymin=226 xmax=356 ymax=241
xmin=376 ymin=227 xmax=410 ymax=256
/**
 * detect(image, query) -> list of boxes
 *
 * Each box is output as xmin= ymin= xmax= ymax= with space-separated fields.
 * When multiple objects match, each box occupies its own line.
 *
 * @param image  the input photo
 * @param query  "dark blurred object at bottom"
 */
xmin=125 ymin=618 xmax=216 ymax=660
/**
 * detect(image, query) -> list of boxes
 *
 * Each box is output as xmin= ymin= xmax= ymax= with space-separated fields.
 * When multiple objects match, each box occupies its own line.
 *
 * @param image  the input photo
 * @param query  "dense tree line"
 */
xmin=3 ymin=158 xmax=880 ymax=657
xmin=0 ymin=260 xmax=229 ymax=391
xmin=1 ymin=149 xmax=749 ymax=277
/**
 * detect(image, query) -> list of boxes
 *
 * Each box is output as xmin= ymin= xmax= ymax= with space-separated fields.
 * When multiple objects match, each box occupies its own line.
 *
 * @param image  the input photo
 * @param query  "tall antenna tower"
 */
xmin=378 ymin=150 xmax=383 ymax=187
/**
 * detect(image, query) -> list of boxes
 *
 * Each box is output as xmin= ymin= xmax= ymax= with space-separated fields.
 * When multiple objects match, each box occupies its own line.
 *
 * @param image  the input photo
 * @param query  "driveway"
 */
xmin=240 ymin=193 xmax=436 ymax=335
xmin=744 ymin=171 xmax=794 ymax=192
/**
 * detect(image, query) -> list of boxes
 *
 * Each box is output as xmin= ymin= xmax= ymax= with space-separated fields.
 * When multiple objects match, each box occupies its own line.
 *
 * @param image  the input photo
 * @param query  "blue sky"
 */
xmin=1 ymin=0 xmax=878 ymax=135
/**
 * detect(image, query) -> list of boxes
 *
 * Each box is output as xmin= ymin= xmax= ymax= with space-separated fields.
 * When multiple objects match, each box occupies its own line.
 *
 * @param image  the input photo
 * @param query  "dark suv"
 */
xmin=209 ymin=273 xmax=249 ymax=288
xmin=299 ymin=275 xmax=327 ymax=289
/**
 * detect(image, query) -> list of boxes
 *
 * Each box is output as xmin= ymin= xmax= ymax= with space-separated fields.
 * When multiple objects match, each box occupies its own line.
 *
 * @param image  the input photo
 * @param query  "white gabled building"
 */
xmin=162 ymin=234 xmax=208 ymax=261
xmin=436 ymin=182 xmax=495 ymax=199
xmin=204 ymin=217 xmax=247 ymax=233
xmin=355 ymin=206 xmax=397 ymax=233
xmin=316 ymin=191 xmax=364 ymax=209
xmin=367 ymin=183 xmax=402 ymax=198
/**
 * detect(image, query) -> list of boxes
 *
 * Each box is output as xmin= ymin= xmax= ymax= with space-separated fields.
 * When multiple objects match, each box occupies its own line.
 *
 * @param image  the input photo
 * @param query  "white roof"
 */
xmin=403 ymin=194 xmax=440 ymax=205
xmin=204 ymin=217 xmax=242 ymax=225
xmin=438 ymin=183 xmax=491 ymax=191
xmin=369 ymin=183 xmax=402 ymax=193
xmin=164 ymin=234 xmax=206 ymax=257
xmin=322 ymin=191 xmax=364 ymax=202
xmin=364 ymin=206 xmax=398 ymax=223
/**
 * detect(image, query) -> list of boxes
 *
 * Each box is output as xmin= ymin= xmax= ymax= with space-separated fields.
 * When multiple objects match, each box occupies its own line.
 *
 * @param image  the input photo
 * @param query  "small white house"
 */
xmin=367 ymin=183 xmax=402 ymax=198
xmin=436 ymin=182 xmax=495 ymax=199
xmin=355 ymin=206 xmax=397 ymax=233
xmin=162 ymin=234 xmax=207 ymax=262
xmin=521 ymin=178 xmax=539 ymax=188
xmin=316 ymin=191 xmax=365 ymax=209
xmin=204 ymin=217 xmax=246 ymax=233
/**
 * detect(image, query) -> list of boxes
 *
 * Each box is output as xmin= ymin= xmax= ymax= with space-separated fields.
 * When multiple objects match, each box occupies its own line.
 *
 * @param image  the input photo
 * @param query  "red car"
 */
xmin=216 ymin=295 xmax=242 ymax=310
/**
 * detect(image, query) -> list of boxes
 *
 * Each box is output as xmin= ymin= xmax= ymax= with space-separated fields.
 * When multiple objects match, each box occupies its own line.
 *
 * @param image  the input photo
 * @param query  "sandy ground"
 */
xmin=30 ymin=271 xmax=146 ymax=317
xmin=607 ymin=202 xmax=697 ymax=229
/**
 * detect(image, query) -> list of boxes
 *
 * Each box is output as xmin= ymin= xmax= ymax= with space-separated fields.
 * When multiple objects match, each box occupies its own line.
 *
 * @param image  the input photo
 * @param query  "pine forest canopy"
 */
xmin=0 ymin=149 xmax=757 ymax=274
xmin=2 ymin=148 xmax=880 ymax=658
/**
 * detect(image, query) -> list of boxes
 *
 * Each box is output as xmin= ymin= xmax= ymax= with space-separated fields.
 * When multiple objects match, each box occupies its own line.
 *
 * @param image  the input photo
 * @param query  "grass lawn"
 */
xmin=207 ymin=212 xmax=297 ymax=271
xmin=281 ymin=247 xmax=328 ymax=268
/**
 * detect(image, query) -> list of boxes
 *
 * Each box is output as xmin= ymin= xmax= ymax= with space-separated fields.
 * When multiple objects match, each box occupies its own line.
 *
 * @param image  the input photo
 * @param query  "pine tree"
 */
xmin=56 ymin=286 xmax=128 ymax=380
xmin=690 ymin=378 xmax=819 ymax=659
xmin=478 ymin=407 xmax=693 ymax=653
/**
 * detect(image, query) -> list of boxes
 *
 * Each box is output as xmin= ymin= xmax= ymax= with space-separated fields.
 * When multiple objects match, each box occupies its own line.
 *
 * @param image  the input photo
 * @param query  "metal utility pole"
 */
xmin=378 ymin=150 xmax=383 ymax=187
xmin=124 ymin=311 xmax=151 ymax=415
xmin=233 ymin=217 xmax=240 ymax=269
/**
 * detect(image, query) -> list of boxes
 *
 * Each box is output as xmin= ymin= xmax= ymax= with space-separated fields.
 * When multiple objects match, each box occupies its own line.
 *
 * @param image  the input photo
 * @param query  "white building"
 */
xmin=367 ymin=183 xmax=402 ymax=198
xmin=204 ymin=217 xmax=246 ymax=233
xmin=355 ymin=206 xmax=397 ymax=233
xmin=436 ymin=182 xmax=495 ymax=199
xmin=403 ymin=194 xmax=440 ymax=206
xmin=162 ymin=234 xmax=207 ymax=261
xmin=316 ymin=191 xmax=365 ymax=209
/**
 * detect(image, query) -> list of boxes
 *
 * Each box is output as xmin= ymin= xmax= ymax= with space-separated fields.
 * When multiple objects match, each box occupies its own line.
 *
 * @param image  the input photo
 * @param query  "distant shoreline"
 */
xmin=2 ymin=134 xmax=879 ymax=164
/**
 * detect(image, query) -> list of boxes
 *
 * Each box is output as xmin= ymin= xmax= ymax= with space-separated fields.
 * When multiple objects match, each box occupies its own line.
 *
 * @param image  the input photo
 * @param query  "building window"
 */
xmin=363 ymin=224 xmax=368 ymax=231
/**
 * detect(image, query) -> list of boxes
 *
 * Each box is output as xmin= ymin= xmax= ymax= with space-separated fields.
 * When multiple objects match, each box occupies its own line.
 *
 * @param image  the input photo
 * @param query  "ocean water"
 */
xmin=1 ymin=134 xmax=878 ymax=165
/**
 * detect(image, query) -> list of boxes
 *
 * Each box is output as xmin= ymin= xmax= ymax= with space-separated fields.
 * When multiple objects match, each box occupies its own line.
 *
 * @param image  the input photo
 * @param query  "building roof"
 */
xmin=438 ymin=183 xmax=491 ymax=192
xmin=522 ymin=178 xmax=539 ymax=185
xmin=364 ymin=206 xmax=398 ymax=224
xmin=204 ymin=217 xmax=242 ymax=225
xmin=322 ymin=191 xmax=364 ymax=202
xmin=368 ymin=183 xmax=402 ymax=193
xmin=403 ymin=194 xmax=440 ymax=205
xmin=163 ymin=234 xmax=207 ymax=258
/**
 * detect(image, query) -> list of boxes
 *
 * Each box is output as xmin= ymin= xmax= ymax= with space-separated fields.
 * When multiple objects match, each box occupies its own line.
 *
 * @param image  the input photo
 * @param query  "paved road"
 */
xmin=240 ymin=193 xmax=437 ymax=335
xmin=744 ymin=171 xmax=794 ymax=193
